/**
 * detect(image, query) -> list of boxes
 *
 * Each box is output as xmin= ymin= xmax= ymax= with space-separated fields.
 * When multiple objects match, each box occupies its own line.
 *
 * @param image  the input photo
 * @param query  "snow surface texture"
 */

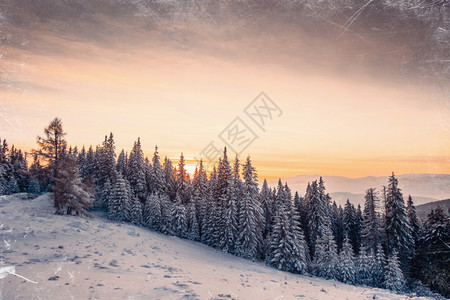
xmin=0 ymin=193 xmax=430 ymax=299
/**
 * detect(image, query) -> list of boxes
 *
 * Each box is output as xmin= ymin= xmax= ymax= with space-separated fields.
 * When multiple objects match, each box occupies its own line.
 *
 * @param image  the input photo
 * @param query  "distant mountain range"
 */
xmin=269 ymin=174 xmax=450 ymax=207
xmin=416 ymin=199 xmax=450 ymax=221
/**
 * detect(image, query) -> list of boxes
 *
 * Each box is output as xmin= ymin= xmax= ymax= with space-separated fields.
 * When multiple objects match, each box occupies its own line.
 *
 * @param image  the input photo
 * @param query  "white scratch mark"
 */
xmin=336 ymin=0 xmax=374 ymax=40
xmin=0 ymin=266 xmax=38 ymax=284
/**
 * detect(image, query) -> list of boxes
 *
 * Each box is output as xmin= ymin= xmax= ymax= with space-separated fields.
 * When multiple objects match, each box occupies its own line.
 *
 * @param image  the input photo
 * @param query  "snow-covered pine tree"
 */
xmin=232 ymin=154 xmax=242 ymax=211
xmin=170 ymin=193 xmax=188 ymax=238
xmin=7 ymin=176 xmax=19 ymax=194
xmin=216 ymin=148 xmax=232 ymax=200
xmin=355 ymin=204 xmax=363 ymax=254
xmin=211 ymin=149 xmax=233 ymax=248
xmin=356 ymin=247 xmax=372 ymax=286
xmin=202 ymin=166 xmax=219 ymax=247
xmin=116 ymin=149 xmax=128 ymax=177
xmin=28 ymin=153 xmax=45 ymax=193
xmin=306 ymin=179 xmax=331 ymax=257
xmin=192 ymin=159 xmax=208 ymax=236
xmin=0 ymin=138 xmax=10 ymax=194
xmin=419 ymin=206 xmax=450 ymax=296
xmin=219 ymin=175 xmax=238 ymax=253
xmin=330 ymin=201 xmax=344 ymax=251
xmin=372 ymin=244 xmax=386 ymax=287
xmin=53 ymin=152 xmax=94 ymax=216
xmin=108 ymin=174 xmax=132 ymax=222
xmin=385 ymin=173 xmax=413 ymax=267
xmin=290 ymin=201 xmax=309 ymax=274
xmin=406 ymin=195 xmax=420 ymax=247
xmin=34 ymin=118 xmax=67 ymax=186
xmin=144 ymin=192 xmax=162 ymax=230
xmin=362 ymin=188 xmax=383 ymax=254
xmin=383 ymin=250 xmax=405 ymax=293
xmin=266 ymin=198 xmax=293 ymax=271
xmin=312 ymin=224 xmax=339 ymax=280
xmin=163 ymin=157 xmax=176 ymax=201
xmin=126 ymin=138 xmax=147 ymax=201
xmin=148 ymin=146 xmax=166 ymax=196
xmin=342 ymin=199 xmax=357 ymax=250
xmin=77 ymin=146 xmax=86 ymax=170
xmin=236 ymin=156 xmax=263 ymax=260
xmin=337 ymin=235 xmax=356 ymax=284
xmin=95 ymin=133 xmax=117 ymax=188
xmin=130 ymin=196 xmax=143 ymax=225
xmin=174 ymin=153 xmax=191 ymax=204
xmin=186 ymin=200 xmax=200 ymax=241
xmin=80 ymin=146 xmax=95 ymax=180
xmin=9 ymin=146 xmax=29 ymax=192
xmin=267 ymin=191 xmax=308 ymax=274
xmin=96 ymin=178 xmax=112 ymax=208
xmin=260 ymin=179 xmax=273 ymax=241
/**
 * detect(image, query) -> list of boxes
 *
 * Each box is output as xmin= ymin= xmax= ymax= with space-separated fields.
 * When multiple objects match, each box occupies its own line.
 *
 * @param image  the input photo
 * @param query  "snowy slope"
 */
xmin=0 ymin=193 xmax=429 ymax=300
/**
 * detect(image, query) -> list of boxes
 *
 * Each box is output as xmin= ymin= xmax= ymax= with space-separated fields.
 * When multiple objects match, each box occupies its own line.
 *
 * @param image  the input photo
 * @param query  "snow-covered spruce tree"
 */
xmin=236 ymin=156 xmax=263 ymax=260
xmin=266 ymin=199 xmax=293 ymax=271
xmin=9 ymin=146 xmax=29 ymax=192
xmin=385 ymin=173 xmax=413 ymax=267
xmin=144 ymin=192 xmax=162 ymax=230
xmin=129 ymin=196 xmax=143 ymax=225
xmin=95 ymin=133 xmax=117 ymax=188
xmin=419 ymin=206 xmax=450 ymax=297
xmin=163 ymin=156 xmax=176 ymax=201
xmin=406 ymin=195 xmax=422 ymax=280
xmin=406 ymin=195 xmax=420 ymax=247
xmin=79 ymin=146 xmax=95 ymax=180
xmin=186 ymin=200 xmax=200 ymax=241
xmin=290 ymin=201 xmax=309 ymax=274
xmin=362 ymin=188 xmax=383 ymax=254
xmin=126 ymin=138 xmax=147 ymax=201
xmin=27 ymin=176 xmax=42 ymax=194
xmin=192 ymin=159 xmax=208 ymax=236
xmin=383 ymin=250 xmax=405 ymax=293
xmin=312 ymin=224 xmax=339 ymax=280
xmin=201 ymin=166 xmax=218 ymax=246
xmin=232 ymin=154 xmax=243 ymax=215
xmin=53 ymin=153 xmax=94 ymax=216
xmin=170 ymin=193 xmax=188 ymax=238
xmin=0 ymin=138 xmax=10 ymax=195
xmin=210 ymin=149 xmax=233 ymax=248
xmin=148 ymin=146 xmax=166 ymax=196
xmin=108 ymin=174 xmax=132 ymax=222
xmin=330 ymin=201 xmax=344 ymax=251
xmin=219 ymin=175 xmax=238 ymax=254
xmin=116 ymin=149 xmax=128 ymax=177
xmin=306 ymin=178 xmax=331 ymax=257
xmin=267 ymin=192 xmax=308 ymax=274
xmin=342 ymin=199 xmax=359 ymax=252
xmin=28 ymin=153 xmax=45 ymax=193
xmin=175 ymin=153 xmax=191 ymax=204
xmin=337 ymin=235 xmax=356 ymax=284
xmin=76 ymin=146 xmax=86 ymax=176
xmin=355 ymin=205 xmax=363 ymax=254
xmin=356 ymin=247 xmax=372 ymax=286
xmin=96 ymin=178 xmax=112 ymax=209
xmin=7 ymin=176 xmax=20 ymax=194
xmin=371 ymin=244 xmax=386 ymax=287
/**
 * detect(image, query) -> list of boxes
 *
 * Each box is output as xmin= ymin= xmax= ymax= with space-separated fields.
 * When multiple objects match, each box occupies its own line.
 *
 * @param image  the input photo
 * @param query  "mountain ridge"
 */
xmin=269 ymin=173 xmax=450 ymax=207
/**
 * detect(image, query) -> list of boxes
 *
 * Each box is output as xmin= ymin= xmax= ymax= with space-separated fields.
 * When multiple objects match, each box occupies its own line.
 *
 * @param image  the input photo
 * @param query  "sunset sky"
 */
xmin=1 ymin=1 xmax=449 ymax=180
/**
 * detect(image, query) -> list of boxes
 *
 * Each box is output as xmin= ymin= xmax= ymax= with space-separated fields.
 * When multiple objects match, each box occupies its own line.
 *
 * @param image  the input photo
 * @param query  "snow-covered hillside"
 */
xmin=0 ymin=193 xmax=429 ymax=299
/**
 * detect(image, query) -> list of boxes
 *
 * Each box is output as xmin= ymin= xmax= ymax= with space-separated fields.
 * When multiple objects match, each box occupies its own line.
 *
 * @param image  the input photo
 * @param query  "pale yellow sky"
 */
xmin=1 ymin=12 xmax=449 ymax=180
